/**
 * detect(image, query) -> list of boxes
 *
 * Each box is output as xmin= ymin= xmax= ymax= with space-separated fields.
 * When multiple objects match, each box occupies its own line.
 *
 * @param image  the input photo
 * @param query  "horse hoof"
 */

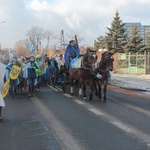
xmin=83 ymin=97 xmax=87 ymax=101
xmin=71 ymin=93 xmax=74 ymax=95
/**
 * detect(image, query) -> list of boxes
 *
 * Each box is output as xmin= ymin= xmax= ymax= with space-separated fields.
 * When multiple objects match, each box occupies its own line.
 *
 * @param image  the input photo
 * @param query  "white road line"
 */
xmin=87 ymin=106 xmax=150 ymax=147
xmin=108 ymin=96 xmax=150 ymax=118
xmin=63 ymin=93 xmax=73 ymax=98
xmin=31 ymin=97 xmax=85 ymax=150
xmin=45 ymin=86 xmax=150 ymax=147
xmin=109 ymin=121 xmax=133 ymax=133
xmin=88 ymin=108 xmax=104 ymax=116
xmin=147 ymin=144 xmax=150 ymax=147
xmin=124 ymin=103 xmax=150 ymax=117
xmin=47 ymin=85 xmax=59 ymax=92
xmin=74 ymin=99 xmax=85 ymax=105
xmin=57 ymin=87 xmax=62 ymax=91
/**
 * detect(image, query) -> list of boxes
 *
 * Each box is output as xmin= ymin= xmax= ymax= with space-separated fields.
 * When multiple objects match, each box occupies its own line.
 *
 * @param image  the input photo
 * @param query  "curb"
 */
xmin=108 ymin=80 xmax=150 ymax=92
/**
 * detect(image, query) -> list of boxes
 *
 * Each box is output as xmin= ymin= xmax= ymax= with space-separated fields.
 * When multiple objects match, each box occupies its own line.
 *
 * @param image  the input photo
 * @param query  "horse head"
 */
xmin=98 ymin=51 xmax=114 ymax=71
xmin=82 ymin=48 xmax=98 ymax=69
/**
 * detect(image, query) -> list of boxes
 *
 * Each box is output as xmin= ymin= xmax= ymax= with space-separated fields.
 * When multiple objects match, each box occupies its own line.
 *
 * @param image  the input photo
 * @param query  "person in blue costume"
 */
xmin=64 ymin=40 xmax=80 ymax=69
xmin=23 ymin=56 xmax=38 ymax=97
xmin=5 ymin=60 xmax=20 ymax=99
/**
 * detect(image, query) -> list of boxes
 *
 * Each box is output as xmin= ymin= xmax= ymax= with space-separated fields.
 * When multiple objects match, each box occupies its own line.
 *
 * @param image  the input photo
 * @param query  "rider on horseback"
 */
xmin=64 ymin=40 xmax=80 ymax=69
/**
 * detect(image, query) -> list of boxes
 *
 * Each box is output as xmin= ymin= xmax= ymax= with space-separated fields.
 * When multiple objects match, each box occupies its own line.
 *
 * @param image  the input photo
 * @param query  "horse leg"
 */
xmin=88 ymin=79 xmax=95 ymax=101
xmin=98 ymin=84 xmax=102 ymax=101
xmin=70 ymin=78 xmax=74 ymax=95
xmin=78 ymin=78 xmax=84 ymax=97
xmin=82 ymin=83 xmax=87 ymax=101
xmin=95 ymin=82 xmax=98 ymax=96
xmin=103 ymin=81 xmax=107 ymax=103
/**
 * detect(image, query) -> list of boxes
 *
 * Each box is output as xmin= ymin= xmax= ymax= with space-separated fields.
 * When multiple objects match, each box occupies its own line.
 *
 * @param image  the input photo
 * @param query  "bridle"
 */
xmin=97 ymin=54 xmax=114 ymax=74
xmin=82 ymin=53 xmax=97 ymax=70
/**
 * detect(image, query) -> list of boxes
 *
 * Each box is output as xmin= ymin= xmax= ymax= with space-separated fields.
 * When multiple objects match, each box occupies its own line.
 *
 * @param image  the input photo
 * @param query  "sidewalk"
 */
xmin=109 ymin=73 xmax=150 ymax=92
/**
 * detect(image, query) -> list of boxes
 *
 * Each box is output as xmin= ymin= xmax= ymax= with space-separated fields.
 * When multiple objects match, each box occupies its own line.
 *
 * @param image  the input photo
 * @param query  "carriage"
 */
xmin=51 ymin=49 xmax=97 ymax=95
xmin=51 ymin=49 xmax=114 ymax=102
xmin=48 ymin=55 xmax=70 ymax=91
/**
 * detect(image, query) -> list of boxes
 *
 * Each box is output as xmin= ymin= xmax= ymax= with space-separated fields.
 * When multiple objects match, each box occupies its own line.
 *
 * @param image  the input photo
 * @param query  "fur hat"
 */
xmin=69 ymin=40 xmax=75 ymax=44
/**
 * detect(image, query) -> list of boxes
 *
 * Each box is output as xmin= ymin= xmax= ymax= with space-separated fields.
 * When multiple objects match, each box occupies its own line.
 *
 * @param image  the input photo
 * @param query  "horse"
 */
xmin=94 ymin=51 xmax=114 ymax=102
xmin=69 ymin=48 xmax=97 ymax=100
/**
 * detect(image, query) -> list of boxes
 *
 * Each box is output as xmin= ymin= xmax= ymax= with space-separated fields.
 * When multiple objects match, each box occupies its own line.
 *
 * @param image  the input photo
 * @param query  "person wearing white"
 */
xmin=0 ymin=62 xmax=6 ymax=121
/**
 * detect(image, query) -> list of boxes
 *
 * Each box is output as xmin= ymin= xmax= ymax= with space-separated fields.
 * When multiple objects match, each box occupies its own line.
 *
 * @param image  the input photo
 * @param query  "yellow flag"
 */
xmin=9 ymin=65 xmax=21 ymax=80
xmin=1 ymin=79 xmax=10 ymax=98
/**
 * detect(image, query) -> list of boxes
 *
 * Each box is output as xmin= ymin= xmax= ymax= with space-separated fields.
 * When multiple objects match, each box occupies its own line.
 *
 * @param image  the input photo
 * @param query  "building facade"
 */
xmin=124 ymin=23 xmax=150 ymax=45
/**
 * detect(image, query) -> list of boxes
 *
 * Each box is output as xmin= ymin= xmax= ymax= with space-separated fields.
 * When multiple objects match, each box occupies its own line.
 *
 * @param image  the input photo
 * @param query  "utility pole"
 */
xmin=61 ymin=29 xmax=65 ymax=50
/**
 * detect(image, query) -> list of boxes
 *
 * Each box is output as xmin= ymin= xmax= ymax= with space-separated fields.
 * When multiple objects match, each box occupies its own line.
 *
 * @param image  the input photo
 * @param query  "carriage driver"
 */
xmin=64 ymin=40 xmax=80 ymax=69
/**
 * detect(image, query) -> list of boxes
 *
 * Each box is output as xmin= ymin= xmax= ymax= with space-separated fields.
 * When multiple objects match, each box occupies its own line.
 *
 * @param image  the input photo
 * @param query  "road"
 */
xmin=0 ymin=84 xmax=150 ymax=150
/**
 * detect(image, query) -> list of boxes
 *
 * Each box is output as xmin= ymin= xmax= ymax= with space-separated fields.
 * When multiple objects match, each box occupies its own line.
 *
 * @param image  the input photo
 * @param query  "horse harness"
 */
xmin=95 ymin=61 xmax=110 ymax=84
xmin=71 ymin=57 xmax=95 ymax=80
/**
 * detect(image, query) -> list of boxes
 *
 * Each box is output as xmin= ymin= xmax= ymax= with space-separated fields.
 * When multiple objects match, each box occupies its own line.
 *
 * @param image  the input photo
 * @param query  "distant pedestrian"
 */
xmin=35 ymin=55 xmax=45 ymax=92
xmin=23 ymin=56 xmax=38 ymax=97
xmin=5 ymin=60 xmax=19 ymax=99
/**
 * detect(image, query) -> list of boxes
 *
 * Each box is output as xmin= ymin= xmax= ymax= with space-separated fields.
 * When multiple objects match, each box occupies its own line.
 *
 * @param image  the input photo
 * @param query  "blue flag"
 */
xmin=28 ymin=35 xmax=35 ymax=56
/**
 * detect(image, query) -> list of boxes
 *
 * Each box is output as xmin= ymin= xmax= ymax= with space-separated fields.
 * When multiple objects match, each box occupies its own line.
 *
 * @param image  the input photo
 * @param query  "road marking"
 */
xmin=46 ymin=85 xmax=150 ymax=147
xmin=108 ymin=96 xmax=150 ymax=118
xmin=31 ymin=97 xmax=85 ymax=150
xmin=57 ymin=87 xmax=62 ymax=91
xmin=63 ymin=93 xmax=73 ymax=98
xmin=109 ymin=121 xmax=133 ymax=133
xmin=74 ymin=99 xmax=85 ymax=105
xmin=88 ymin=108 xmax=104 ymax=116
xmin=124 ymin=103 xmax=150 ymax=117
xmin=47 ymin=85 xmax=59 ymax=92
xmin=147 ymin=144 xmax=150 ymax=147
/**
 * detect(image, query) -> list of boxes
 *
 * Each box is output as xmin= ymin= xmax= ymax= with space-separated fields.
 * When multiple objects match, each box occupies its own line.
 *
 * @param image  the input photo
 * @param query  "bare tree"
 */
xmin=27 ymin=26 xmax=45 ymax=53
xmin=44 ymin=30 xmax=56 ymax=54
xmin=15 ymin=39 xmax=30 ymax=57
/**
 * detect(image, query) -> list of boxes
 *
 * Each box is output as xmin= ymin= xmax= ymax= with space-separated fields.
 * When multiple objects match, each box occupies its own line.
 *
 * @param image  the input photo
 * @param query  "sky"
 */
xmin=0 ymin=0 xmax=150 ymax=49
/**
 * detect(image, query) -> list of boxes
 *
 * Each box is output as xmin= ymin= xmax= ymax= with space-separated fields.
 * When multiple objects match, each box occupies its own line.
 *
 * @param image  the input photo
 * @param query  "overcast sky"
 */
xmin=0 ymin=0 xmax=150 ymax=49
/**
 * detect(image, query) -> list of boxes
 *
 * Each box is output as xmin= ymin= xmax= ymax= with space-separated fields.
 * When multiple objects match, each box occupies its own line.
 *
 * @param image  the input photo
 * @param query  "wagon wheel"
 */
xmin=61 ymin=73 xmax=66 ymax=93
xmin=52 ymin=68 xmax=57 ymax=88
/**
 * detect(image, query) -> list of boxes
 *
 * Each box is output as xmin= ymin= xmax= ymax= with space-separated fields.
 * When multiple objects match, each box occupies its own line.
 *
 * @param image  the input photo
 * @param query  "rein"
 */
xmin=97 ymin=61 xmax=109 ymax=74
xmin=82 ymin=61 xmax=93 ymax=70
xmin=82 ymin=53 xmax=94 ymax=70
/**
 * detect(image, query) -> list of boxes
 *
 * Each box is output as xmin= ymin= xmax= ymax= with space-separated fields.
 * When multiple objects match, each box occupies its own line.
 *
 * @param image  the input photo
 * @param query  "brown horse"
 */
xmin=95 ymin=51 xmax=114 ymax=102
xmin=69 ymin=48 xmax=97 ymax=100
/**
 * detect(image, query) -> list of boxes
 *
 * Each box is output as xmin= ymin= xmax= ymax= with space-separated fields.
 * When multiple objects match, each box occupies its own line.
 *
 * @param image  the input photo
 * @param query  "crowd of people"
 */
xmin=0 ymin=39 xmax=80 ymax=121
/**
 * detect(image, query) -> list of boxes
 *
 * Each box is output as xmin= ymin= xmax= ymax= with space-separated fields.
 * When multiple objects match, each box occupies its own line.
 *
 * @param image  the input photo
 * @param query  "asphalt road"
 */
xmin=0 ymin=84 xmax=150 ymax=150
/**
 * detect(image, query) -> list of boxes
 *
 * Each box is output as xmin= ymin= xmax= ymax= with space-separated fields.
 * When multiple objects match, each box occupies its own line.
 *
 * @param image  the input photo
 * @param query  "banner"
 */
xmin=1 ymin=79 xmax=10 ymax=98
xmin=38 ymin=62 xmax=46 ymax=74
xmin=28 ymin=35 xmax=35 ymax=53
xmin=9 ymin=65 xmax=21 ymax=80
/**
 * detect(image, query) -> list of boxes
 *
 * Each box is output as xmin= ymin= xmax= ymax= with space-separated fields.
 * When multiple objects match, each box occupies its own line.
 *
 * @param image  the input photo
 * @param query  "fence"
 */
xmin=113 ymin=53 xmax=150 ymax=74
